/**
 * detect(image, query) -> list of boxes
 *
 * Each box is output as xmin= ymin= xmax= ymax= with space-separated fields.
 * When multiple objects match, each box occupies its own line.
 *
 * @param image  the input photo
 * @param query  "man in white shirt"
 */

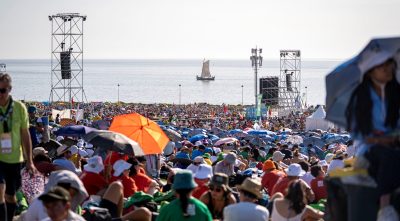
xmin=223 ymin=178 xmax=269 ymax=221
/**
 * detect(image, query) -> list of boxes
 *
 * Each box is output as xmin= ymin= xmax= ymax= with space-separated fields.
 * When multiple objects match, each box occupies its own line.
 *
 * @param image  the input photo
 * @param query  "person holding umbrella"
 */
xmin=326 ymin=37 xmax=400 ymax=221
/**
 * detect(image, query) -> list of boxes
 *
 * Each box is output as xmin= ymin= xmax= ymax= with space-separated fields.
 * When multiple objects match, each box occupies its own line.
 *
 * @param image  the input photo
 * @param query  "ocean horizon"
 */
xmin=1 ymin=59 xmax=341 ymax=105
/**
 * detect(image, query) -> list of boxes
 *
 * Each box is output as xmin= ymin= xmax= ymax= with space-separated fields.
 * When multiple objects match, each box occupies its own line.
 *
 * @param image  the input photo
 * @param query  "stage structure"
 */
xmin=279 ymin=50 xmax=301 ymax=113
xmin=259 ymin=77 xmax=279 ymax=106
xmin=49 ymin=13 xmax=87 ymax=105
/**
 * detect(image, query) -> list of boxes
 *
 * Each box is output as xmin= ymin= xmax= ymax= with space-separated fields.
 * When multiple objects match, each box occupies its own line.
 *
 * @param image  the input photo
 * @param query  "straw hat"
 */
xmin=56 ymin=145 xmax=70 ymax=156
xmin=83 ymin=156 xmax=104 ymax=174
xmin=33 ymin=147 xmax=48 ymax=157
xmin=238 ymin=177 xmax=262 ymax=199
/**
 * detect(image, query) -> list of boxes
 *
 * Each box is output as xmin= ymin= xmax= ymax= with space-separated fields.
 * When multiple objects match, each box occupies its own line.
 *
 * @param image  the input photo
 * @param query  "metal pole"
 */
xmin=118 ymin=84 xmax=120 ymax=104
xmin=241 ymin=85 xmax=244 ymax=106
xmin=305 ymin=86 xmax=308 ymax=107
xmin=255 ymin=57 xmax=258 ymax=112
xmin=179 ymin=84 xmax=181 ymax=105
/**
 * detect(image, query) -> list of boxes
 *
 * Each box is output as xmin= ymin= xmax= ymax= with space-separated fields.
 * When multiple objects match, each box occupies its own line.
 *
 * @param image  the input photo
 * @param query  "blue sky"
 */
xmin=0 ymin=0 xmax=399 ymax=59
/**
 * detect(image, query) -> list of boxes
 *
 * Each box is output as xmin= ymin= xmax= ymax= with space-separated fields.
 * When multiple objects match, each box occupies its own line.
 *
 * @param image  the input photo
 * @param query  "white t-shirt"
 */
xmin=223 ymin=202 xmax=269 ymax=221
xmin=301 ymin=172 xmax=315 ymax=186
xmin=327 ymin=159 xmax=344 ymax=174
xmin=186 ymin=164 xmax=200 ymax=174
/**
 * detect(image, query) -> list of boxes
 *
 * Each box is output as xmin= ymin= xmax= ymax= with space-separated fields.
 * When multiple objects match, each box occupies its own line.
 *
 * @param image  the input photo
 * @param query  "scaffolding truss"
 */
xmin=278 ymin=50 xmax=301 ymax=114
xmin=49 ymin=13 xmax=87 ymax=104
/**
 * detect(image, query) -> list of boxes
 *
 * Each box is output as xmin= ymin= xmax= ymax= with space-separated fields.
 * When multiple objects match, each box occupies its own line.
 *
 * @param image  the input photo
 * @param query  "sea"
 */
xmin=1 ymin=59 xmax=341 ymax=106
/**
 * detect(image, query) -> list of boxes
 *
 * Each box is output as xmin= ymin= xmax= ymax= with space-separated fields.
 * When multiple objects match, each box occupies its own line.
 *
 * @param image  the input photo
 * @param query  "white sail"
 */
xmin=201 ymin=60 xmax=211 ymax=78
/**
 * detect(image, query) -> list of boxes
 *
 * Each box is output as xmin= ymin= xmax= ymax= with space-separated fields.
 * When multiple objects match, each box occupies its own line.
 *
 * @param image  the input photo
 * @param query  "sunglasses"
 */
xmin=209 ymin=186 xmax=223 ymax=193
xmin=0 ymin=88 xmax=8 ymax=94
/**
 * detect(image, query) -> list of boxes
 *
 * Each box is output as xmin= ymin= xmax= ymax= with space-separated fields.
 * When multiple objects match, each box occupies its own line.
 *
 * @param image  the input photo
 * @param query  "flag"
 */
xmin=71 ymin=97 xmax=74 ymax=109
xmin=256 ymin=94 xmax=262 ymax=117
xmin=223 ymin=104 xmax=228 ymax=114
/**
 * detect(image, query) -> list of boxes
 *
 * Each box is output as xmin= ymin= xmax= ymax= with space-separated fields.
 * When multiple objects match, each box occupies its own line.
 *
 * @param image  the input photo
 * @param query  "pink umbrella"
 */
xmin=214 ymin=137 xmax=238 ymax=146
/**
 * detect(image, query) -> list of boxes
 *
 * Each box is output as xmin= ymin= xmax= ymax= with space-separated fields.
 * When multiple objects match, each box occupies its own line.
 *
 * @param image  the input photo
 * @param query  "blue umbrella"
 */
xmin=247 ymin=130 xmax=275 ymax=136
xmin=55 ymin=125 xmax=97 ymax=137
xmin=207 ymin=134 xmax=220 ymax=142
xmin=229 ymin=129 xmax=243 ymax=134
xmin=189 ymin=134 xmax=208 ymax=143
xmin=326 ymin=37 xmax=400 ymax=128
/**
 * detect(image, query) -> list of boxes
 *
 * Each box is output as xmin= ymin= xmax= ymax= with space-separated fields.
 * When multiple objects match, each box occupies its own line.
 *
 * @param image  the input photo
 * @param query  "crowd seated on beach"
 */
xmin=4 ymin=102 xmax=354 ymax=221
xmin=5 ymin=99 xmax=397 ymax=221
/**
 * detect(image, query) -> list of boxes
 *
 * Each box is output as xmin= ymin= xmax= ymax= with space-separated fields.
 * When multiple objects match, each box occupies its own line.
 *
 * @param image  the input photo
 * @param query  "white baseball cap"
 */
xmin=113 ymin=160 xmax=132 ymax=177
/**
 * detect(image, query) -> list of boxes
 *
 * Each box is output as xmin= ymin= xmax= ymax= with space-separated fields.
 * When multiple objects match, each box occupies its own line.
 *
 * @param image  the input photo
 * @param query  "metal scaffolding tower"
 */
xmin=278 ymin=50 xmax=301 ymax=114
xmin=49 ymin=13 xmax=87 ymax=105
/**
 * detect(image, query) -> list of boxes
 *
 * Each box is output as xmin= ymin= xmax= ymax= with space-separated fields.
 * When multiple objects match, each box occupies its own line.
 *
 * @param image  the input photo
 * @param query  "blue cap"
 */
xmin=28 ymin=105 xmax=37 ymax=113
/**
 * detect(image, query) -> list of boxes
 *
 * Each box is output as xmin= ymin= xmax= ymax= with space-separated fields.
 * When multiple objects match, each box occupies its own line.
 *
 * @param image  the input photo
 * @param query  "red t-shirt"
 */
xmin=261 ymin=170 xmax=286 ymax=195
xmin=104 ymin=152 xmax=129 ymax=167
xmin=310 ymin=177 xmax=327 ymax=202
xmin=271 ymin=176 xmax=292 ymax=196
xmin=80 ymin=171 xmax=108 ymax=196
xmin=111 ymin=175 xmax=138 ymax=198
xmin=132 ymin=173 xmax=152 ymax=192
xmin=192 ymin=185 xmax=209 ymax=199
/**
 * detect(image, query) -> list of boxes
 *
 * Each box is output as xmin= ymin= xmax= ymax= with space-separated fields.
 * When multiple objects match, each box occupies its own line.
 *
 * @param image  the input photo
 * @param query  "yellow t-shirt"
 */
xmin=0 ymin=100 xmax=29 ymax=163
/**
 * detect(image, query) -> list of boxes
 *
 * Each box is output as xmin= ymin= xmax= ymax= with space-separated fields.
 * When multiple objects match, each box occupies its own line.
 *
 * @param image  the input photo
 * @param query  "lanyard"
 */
xmin=0 ymin=97 xmax=14 ymax=133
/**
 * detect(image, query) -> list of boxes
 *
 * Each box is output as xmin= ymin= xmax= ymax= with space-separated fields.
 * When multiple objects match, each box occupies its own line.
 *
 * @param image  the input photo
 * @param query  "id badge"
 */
xmin=186 ymin=204 xmax=196 ymax=216
xmin=1 ymin=133 xmax=12 ymax=154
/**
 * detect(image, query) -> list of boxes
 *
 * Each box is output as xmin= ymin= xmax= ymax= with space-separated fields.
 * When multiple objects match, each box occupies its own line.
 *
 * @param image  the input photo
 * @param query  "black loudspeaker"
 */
xmin=286 ymin=74 xmax=292 ymax=91
xmin=259 ymin=77 xmax=279 ymax=106
xmin=60 ymin=51 xmax=71 ymax=79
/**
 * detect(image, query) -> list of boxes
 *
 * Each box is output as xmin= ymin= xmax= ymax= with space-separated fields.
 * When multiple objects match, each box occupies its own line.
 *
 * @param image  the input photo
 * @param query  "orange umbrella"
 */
xmin=109 ymin=113 xmax=170 ymax=155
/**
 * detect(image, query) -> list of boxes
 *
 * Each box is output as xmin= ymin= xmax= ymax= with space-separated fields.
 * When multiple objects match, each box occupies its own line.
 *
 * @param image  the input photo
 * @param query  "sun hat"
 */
xmin=285 ymin=163 xmax=306 ymax=177
xmin=272 ymin=151 xmax=285 ymax=161
xmin=194 ymin=156 xmax=205 ymax=164
xmin=238 ymin=177 xmax=262 ymax=199
xmin=78 ymin=149 xmax=88 ymax=157
xmin=172 ymin=170 xmax=197 ymax=190
xmin=318 ymin=160 xmax=329 ymax=167
xmin=209 ymin=173 xmax=230 ymax=190
xmin=69 ymin=145 xmax=79 ymax=155
xmin=325 ymin=153 xmax=334 ymax=163
xmin=33 ymin=147 xmax=48 ymax=157
xmin=224 ymin=153 xmax=237 ymax=164
xmin=203 ymin=153 xmax=211 ymax=159
xmin=113 ymin=160 xmax=132 ymax=177
xmin=56 ymin=145 xmax=70 ymax=156
xmin=214 ymin=147 xmax=222 ymax=154
xmin=39 ymin=186 xmax=70 ymax=202
xmin=262 ymin=160 xmax=276 ymax=171
xmin=194 ymin=164 xmax=213 ymax=179
xmin=86 ymin=149 xmax=94 ymax=157
xmin=28 ymin=106 xmax=37 ymax=114
xmin=84 ymin=156 xmax=104 ymax=174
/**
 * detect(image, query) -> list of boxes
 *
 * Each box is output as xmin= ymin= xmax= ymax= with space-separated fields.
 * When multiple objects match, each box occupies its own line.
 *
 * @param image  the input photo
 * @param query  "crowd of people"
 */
xmin=1 ymin=47 xmax=400 ymax=221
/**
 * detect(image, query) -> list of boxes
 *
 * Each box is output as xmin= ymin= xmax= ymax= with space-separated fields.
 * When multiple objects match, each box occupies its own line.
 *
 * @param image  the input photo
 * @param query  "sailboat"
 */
xmin=196 ymin=60 xmax=215 ymax=80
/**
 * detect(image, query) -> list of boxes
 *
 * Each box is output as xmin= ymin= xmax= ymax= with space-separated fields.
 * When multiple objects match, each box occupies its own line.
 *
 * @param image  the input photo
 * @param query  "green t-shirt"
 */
xmin=0 ymin=100 xmax=29 ymax=163
xmin=157 ymin=197 xmax=212 ymax=221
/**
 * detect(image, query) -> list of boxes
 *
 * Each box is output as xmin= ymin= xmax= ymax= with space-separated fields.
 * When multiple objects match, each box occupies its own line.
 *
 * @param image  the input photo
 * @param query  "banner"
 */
xmin=256 ymin=94 xmax=263 ymax=117
xmin=52 ymin=109 xmax=84 ymax=122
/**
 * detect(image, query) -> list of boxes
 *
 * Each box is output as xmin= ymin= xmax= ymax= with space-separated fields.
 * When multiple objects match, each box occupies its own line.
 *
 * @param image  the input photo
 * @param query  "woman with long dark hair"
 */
xmin=158 ymin=170 xmax=212 ymax=221
xmin=271 ymin=180 xmax=323 ymax=221
xmin=346 ymin=58 xmax=400 ymax=220
xmin=199 ymin=173 xmax=236 ymax=219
